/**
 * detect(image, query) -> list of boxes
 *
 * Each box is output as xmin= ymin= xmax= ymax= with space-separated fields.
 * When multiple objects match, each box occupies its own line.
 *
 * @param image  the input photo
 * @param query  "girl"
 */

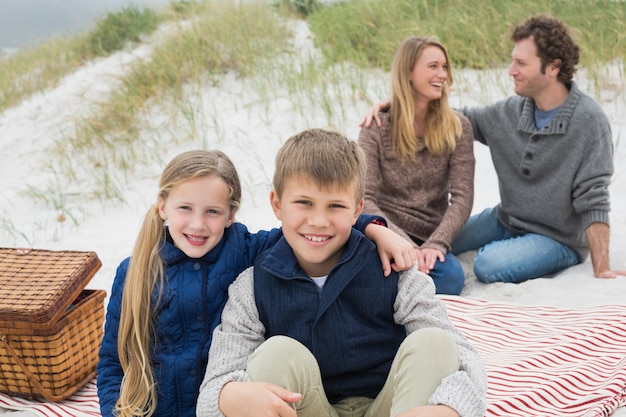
xmin=358 ymin=36 xmax=475 ymax=295
xmin=96 ymin=149 xmax=414 ymax=417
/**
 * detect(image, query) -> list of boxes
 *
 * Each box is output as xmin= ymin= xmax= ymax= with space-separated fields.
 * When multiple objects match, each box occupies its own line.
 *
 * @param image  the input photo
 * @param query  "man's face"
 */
xmin=508 ymin=36 xmax=552 ymax=101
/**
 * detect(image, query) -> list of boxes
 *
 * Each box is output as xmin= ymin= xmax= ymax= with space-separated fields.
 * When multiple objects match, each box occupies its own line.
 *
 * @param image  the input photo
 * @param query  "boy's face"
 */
xmin=270 ymin=176 xmax=364 ymax=278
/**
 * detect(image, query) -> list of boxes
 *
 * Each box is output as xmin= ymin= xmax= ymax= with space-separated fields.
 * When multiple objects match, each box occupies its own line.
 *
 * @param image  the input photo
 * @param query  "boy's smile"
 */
xmin=270 ymin=176 xmax=363 ymax=278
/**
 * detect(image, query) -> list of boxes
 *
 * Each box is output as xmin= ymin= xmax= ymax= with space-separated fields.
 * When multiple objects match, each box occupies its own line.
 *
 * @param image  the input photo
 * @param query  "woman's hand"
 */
xmin=415 ymin=248 xmax=445 ymax=274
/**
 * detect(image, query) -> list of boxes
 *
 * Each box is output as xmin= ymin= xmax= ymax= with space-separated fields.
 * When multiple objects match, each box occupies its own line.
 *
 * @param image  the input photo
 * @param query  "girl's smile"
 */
xmin=159 ymin=175 xmax=234 ymax=259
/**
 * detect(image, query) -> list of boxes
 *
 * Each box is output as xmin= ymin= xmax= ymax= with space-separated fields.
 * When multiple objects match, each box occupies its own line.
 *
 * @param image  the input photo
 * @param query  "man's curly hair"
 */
xmin=511 ymin=15 xmax=580 ymax=85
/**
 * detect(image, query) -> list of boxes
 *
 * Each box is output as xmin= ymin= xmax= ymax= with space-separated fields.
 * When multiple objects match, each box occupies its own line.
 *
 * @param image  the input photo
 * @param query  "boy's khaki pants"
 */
xmin=247 ymin=327 xmax=459 ymax=417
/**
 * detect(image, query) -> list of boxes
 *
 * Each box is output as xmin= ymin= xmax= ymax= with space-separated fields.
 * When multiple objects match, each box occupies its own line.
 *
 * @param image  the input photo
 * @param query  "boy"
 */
xmin=196 ymin=129 xmax=487 ymax=417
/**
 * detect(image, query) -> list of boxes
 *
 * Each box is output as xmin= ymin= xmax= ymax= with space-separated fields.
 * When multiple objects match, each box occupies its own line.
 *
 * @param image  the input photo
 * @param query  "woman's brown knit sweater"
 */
xmin=358 ymin=110 xmax=475 ymax=254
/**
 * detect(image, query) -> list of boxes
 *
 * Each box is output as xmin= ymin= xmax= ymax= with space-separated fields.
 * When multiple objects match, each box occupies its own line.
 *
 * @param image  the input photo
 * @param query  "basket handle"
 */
xmin=0 ymin=335 xmax=65 ymax=402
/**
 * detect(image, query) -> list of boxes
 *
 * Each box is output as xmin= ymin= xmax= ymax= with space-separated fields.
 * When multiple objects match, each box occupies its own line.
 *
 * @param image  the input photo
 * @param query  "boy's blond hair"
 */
xmin=273 ymin=128 xmax=366 ymax=202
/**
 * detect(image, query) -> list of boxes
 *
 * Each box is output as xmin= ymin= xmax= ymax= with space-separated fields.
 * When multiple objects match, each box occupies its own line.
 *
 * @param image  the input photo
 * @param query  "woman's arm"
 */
xmin=422 ymin=115 xmax=475 ymax=253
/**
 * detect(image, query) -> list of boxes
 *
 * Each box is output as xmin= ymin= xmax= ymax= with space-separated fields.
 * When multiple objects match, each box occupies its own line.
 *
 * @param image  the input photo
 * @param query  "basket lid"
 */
xmin=0 ymin=247 xmax=102 ymax=331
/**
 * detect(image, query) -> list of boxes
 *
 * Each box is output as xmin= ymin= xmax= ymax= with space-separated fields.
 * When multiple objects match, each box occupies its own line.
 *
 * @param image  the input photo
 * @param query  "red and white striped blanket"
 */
xmin=1 ymin=296 xmax=625 ymax=417
xmin=443 ymin=296 xmax=626 ymax=417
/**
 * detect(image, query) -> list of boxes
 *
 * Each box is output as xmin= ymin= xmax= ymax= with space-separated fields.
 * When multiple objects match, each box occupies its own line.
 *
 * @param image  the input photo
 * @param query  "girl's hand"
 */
xmin=219 ymin=381 xmax=302 ymax=417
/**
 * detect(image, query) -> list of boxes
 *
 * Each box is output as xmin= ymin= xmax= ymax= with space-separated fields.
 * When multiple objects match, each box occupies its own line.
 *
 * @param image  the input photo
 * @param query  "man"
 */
xmin=362 ymin=15 xmax=625 ymax=283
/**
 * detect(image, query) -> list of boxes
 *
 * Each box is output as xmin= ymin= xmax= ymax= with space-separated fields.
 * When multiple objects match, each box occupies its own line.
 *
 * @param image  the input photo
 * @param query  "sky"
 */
xmin=0 ymin=0 xmax=172 ymax=52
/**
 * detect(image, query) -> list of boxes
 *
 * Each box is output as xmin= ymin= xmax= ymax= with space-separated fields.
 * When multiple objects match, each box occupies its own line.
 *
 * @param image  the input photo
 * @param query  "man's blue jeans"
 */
xmin=451 ymin=206 xmax=580 ymax=283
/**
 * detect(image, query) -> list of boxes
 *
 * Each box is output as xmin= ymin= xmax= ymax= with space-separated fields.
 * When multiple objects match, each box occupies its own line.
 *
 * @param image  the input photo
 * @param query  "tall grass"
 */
xmin=0 ymin=37 xmax=83 ymax=111
xmin=2 ymin=0 xmax=624 ymax=241
xmin=83 ymin=5 xmax=160 ymax=56
xmin=308 ymin=0 xmax=626 ymax=70
xmin=44 ymin=0 xmax=291 ymax=206
xmin=0 ymin=5 xmax=164 ymax=112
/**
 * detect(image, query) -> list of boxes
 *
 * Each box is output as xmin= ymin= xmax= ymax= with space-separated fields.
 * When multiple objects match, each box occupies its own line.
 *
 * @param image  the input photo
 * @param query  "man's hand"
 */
xmin=358 ymin=99 xmax=391 ymax=128
xmin=585 ymin=222 xmax=626 ymax=278
xmin=596 ymin=269 xmax=626 ymax=279
xmin=219 ymin=381 xmax=302 ymax=417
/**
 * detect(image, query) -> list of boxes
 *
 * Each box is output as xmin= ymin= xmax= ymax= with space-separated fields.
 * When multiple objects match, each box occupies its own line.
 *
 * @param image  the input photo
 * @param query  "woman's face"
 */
xmin=409 ymin=45 xmax=448 ymax=104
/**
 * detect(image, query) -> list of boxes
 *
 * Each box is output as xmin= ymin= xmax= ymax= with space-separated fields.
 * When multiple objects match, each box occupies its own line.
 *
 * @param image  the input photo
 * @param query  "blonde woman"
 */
xmin=96 ymin=150 xmax=417 ymax=417
xmin=358 ymin=36 xmax=475 ymax=295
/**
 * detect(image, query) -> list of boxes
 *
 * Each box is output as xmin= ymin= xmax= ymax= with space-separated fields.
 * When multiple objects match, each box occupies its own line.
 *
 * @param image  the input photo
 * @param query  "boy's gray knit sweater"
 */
xmin=196 ymin=266 xmax=487 ymax=417
xmin=462 ymin=81 xmax=613 ymax=261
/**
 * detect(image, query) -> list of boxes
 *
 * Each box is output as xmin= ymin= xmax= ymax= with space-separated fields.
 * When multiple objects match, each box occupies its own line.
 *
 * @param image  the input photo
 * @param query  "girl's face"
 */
xmin=158 ymin=175 xmax=235 ymax=259
xmin=409 ymin=45 xmax=448 ymax=105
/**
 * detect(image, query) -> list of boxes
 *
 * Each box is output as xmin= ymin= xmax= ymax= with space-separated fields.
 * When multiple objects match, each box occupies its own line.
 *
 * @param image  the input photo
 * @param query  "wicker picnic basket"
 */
xmin=0 ymin=247 xmax=106 ymax=402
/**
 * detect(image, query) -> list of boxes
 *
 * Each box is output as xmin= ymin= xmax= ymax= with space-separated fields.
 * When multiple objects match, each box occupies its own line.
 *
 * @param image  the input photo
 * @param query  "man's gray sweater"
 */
xmin=462 ymin=81 xmax=613 ymax=261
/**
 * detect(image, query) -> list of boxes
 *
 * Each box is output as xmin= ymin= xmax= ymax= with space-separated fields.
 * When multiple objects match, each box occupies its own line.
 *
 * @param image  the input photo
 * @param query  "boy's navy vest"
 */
xmin=254 ymin=231 xmax=406 ymax=403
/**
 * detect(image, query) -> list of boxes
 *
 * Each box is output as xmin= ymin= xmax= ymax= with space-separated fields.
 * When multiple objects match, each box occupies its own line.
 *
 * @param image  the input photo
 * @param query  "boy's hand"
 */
xmin=365 ymin=223 xmax=417 ymax=276
xmin=395 ymin=404 xmax=459 ymax=417
xmin=219 ymin=381 xmax=301 ymax=417
xmin=358 ymin=99 xmax=391 ymax=128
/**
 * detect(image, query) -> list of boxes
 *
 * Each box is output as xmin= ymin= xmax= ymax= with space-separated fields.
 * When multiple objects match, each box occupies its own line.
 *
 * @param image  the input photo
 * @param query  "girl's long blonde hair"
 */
xmin=115 ymin=150 xmax=241 ymax=417
xmin=390 ymin=36 xmax=461 ymax=162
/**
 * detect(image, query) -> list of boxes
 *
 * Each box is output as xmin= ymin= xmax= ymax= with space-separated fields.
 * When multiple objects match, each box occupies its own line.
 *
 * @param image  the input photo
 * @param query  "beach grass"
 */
xmin=308 ymin=0 xmax=626 ymax=71
xmin=42 ymin=0 xmax=291 ymax=207
xmin=1 ymin=0 xmax=625 ymax=235
xmin=0 ymin=5 xmax=166 ymax=113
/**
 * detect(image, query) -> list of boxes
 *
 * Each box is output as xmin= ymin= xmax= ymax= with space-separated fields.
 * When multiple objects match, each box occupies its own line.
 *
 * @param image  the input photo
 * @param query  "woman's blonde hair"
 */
xmin=115 ymin=150 xmax=241 ymax=417
xmin=390 ymin=36 xmax=461 ymax=161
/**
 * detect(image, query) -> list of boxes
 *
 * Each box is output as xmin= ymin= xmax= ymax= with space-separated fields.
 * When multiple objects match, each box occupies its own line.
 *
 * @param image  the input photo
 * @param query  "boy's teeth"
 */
xmin=306 ymin=235 xmax=327 ymax=242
